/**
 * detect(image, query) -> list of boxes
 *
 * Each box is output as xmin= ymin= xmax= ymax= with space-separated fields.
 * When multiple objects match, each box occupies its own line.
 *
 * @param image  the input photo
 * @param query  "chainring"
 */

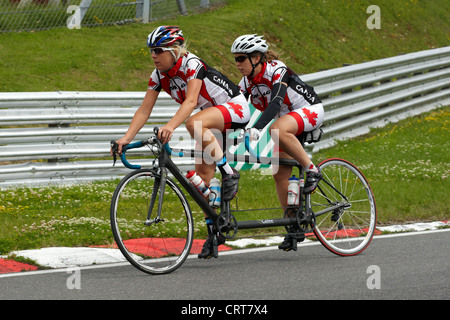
xmin=217 ymin=212 xmax=238 ymax=239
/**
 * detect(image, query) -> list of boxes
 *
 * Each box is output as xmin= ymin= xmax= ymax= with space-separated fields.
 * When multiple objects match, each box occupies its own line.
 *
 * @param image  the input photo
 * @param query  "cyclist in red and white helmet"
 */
xmin=147 ymin=25 xmax=185 ymax=49
xmin=232 ymin=34 xmax=325 ymax=251
xmin=115 ymin=26 xmax=251 ymax=258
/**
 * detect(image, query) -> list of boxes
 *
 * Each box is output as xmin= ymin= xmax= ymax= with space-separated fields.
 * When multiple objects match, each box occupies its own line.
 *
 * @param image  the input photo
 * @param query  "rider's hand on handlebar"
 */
xmin=112 ymin=137 xmax=132 ymax=155
xmin=238 ymin=128 xmax=261 ymax=142
xmin=158 ymin=125 xmax=174 ymax=145
xmin=247 ymin=127 xmax=261 ymax=141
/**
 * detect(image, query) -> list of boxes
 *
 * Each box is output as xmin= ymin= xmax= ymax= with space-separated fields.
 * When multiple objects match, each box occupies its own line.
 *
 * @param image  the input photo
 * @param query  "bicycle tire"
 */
xmin=309 ymin=158 xmax=377 ymax=256
xmin=110 ymin=169 xmax=194 ymax=274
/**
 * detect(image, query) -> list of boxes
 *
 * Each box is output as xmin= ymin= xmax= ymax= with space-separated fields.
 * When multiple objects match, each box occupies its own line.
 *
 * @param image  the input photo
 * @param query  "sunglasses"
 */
xmin=150 ymin=47 xmax=173 ymax=55
xmin=234 ymin=55 xmax=248 ymax=63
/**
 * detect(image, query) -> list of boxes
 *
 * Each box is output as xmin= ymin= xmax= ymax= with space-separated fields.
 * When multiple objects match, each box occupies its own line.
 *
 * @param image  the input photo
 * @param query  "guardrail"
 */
xmin=1 ymin=46 xmax=449 ymax=187
xmin=0 ymin=91 xmax=198 ymax=186
xmin=301 ymin=45 xmax=450 ymax=150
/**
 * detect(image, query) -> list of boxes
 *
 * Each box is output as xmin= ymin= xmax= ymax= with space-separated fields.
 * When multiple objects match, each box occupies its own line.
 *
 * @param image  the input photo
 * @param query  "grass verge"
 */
xmin=0 ymin=0 xmax=448 ymax=91
xmin=0 ymin=106 xmax=448 ymax=255
xmin=314 ymin=106 xmax=449 ymax=225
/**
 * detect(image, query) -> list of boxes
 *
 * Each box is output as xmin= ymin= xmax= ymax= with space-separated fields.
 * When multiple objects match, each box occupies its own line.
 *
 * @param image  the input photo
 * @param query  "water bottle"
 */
xmin=209 ymin=178 xmax=221 ymax=207
xmin=186 ymin=170 xmax=211 ymax=197
xmin=287 ymin=175 xmax=300 ymax=206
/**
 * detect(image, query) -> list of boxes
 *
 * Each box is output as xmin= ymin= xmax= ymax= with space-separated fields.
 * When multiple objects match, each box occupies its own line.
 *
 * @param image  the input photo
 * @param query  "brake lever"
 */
xmin=110 ymin=140 xmax=118 ymax=166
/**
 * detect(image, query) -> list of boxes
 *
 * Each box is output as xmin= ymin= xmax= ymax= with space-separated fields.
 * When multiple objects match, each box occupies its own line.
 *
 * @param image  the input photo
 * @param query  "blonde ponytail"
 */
xmin=171 ymin=41 xmax=188 ymax=60
xmin=251 ymin=49 xmax=280 ymax=63
xmin=263 ymin=50 xmax=279 ymax=63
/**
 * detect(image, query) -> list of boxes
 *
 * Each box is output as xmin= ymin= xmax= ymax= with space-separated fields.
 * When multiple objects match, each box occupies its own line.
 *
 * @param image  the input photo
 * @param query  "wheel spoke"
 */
xmin=110 ymin=170 xmax=193 ymax=275
xmin=310 ymin=159 xmax=376 ymax=256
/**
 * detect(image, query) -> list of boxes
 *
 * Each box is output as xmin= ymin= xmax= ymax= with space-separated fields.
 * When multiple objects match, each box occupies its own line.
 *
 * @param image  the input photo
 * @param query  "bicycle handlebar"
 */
xmin=230 ymin=129 xmax=261 ymax=161
xmin=163 ymin=142 xmax=184 ymax=157
xmin=111 ymin=127 xmax=188 ymax=170
xmin=111 ymin=139 xmax=150 ymax=170
xmin=112 ymin=127 xmax=261 ymax=170
xmin=243 ymin=131 xmax=261 ymax=161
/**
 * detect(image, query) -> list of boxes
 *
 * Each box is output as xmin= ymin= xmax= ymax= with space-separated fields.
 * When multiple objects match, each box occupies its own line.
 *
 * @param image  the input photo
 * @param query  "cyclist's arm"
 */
xmin=252 ymin=81 xmax=288 ymax=130
xmin=158 ymin=78 xmax=202 ymax=144
xmin=115 ymin=89 xmax=159 ymax=153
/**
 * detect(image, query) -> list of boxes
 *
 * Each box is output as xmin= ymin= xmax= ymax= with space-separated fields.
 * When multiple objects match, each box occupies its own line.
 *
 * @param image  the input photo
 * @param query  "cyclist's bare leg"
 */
xmin=186 ymin=107 xmax=225 ymax=161
xmin=271 ymin=117 xmax=314 ymax=251
xmin=192 ymin=151 xmax=223 ymax=258
xmin=186 ymin=108 xmax=229 ymax=258
xmin=270 ymin=116 xmax=310 ymax=167
xmin=272 ymin=150 xmax=293 ymax=210
xmin=270 ymin=114 xmax=321 ymax=194
xmin=186 ymin=107 xmax=240 ymax=201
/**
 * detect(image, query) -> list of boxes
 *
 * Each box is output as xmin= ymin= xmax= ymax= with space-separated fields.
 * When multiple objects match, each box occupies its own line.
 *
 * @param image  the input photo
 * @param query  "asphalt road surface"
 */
xmin=1 ymin=229 xmax=448 ymax=305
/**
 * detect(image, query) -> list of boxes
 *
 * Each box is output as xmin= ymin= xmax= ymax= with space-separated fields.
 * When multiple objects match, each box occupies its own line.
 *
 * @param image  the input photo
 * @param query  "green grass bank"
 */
xmin=1 ymin=107 xmax=448 ymax=254
xmin=0 ymin=0 xmax=448 ymax=91
xmin=0 ymin=0 xmax=448 ymax=254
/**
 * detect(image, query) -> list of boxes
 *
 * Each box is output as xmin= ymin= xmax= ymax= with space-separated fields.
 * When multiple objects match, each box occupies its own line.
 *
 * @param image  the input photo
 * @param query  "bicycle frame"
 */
xmin=112 ymin=128 xmax=348 ymax=235
xmin=111 ymin=128 xmax=377 ymax=274
xmin=158 ymin=147 xmax=219 ymax=222
xmin=156 ymin=141 xmax=301 ymax=232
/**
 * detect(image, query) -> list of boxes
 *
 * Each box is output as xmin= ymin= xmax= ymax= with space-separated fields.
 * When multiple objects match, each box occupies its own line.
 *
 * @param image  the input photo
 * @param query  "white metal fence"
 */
xmin=0 ymin=46 xmax=449 ymax=187
xmin=0 ymin=0 xmax=223 ymax=32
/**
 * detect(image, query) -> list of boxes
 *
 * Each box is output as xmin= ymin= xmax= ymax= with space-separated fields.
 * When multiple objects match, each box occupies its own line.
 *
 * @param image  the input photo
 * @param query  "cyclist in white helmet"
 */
xmin=231 ymin=34 xmax=324 ymax=251
xmin=114 ymin=26 xmax=251 ymax=259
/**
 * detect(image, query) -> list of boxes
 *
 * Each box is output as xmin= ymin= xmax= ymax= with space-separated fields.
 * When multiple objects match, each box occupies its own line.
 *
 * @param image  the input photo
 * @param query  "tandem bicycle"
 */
xmin=110 ymin=127 xmax=377 ymax=275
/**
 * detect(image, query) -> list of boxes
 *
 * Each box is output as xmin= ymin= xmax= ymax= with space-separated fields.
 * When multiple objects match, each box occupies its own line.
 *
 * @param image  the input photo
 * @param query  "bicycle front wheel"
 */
xmin=309 ymin=158 xmax=377 ymax=256
xmin=110 ymin=169 xmax=194 ymax=275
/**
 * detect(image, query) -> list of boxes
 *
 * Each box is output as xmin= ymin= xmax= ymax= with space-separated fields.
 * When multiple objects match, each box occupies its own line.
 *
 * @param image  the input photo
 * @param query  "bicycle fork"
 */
xmin=144 ymin=168 xmax=166 ymax=226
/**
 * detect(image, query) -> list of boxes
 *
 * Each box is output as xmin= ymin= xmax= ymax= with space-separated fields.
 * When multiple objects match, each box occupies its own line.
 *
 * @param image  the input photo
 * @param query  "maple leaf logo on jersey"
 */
xmin=302 ymin=108 xmax=318 ymax=126
xmin=186 ymin=68 xmax=196 ymax=80
xmin=227 ymin=103 xmax=244 ymax=119
xmin=273 ymin=73 xmax=281 ymax=82
xmin=148 ymin=78 xmax=158 ymax=88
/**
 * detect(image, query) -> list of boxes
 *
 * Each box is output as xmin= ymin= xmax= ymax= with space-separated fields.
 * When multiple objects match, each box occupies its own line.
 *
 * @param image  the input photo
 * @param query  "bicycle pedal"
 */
xmin=209 ymin=253 xmax=219 ymax=259
xmin=198 ymin=249 xmax=217 ymax=259
xmin=292 ymin=239 xmax=298 ymax=251
xmin=282 ymin=245 xmax=297 ymax=252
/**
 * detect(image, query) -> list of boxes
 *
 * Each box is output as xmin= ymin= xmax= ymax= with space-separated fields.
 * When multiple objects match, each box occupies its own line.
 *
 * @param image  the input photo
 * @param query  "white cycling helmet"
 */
xmin=231 ymin=34 xmax=268 ymax=54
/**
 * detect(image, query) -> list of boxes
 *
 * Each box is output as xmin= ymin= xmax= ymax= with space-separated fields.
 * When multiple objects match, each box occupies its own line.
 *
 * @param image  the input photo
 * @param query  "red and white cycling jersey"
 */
xmin=148 ymin=52 xmax=250 ymax=130
xmin=148 ymin=52 xmax=243 ymax=110
xmin=239 ymin=60 xmax=321 ymax=116
xmin=239 ymin=60 xmax=324 ymax=133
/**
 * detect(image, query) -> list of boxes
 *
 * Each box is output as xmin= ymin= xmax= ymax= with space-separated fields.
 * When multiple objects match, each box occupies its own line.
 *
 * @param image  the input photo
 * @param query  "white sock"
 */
xmin=216 ymin=156 xmax=234 ymax=175
xmin=304 ymin=162 xmax=319 ymax=173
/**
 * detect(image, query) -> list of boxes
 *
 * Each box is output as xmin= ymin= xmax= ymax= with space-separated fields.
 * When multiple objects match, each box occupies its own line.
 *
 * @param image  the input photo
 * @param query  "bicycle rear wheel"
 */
xmin=309 ymin=158 xmax=376 ymax=256
xmin=110 ymin=169 xmax=194 ymax=274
